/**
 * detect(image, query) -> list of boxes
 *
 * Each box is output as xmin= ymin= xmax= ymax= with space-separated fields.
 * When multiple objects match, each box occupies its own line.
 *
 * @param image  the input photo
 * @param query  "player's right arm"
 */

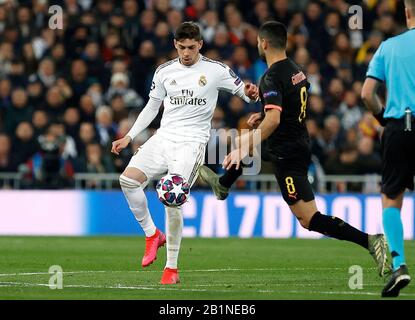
xmin=362 ymin=42 xmax=386 ymax=125
xmin=247 ymin=112 xmax=263 ymax=128
xmin=223 ymin=74 xmax=283 ymax=169
xmin=223 ymin=108 xmax=281 ymax=170
xmin=111 ymin=72 xmax=166 ymax=155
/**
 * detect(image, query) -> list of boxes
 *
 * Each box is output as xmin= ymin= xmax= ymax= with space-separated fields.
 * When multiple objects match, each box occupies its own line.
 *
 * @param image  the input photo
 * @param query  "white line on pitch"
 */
xmin=0 ymin=281 xmax=208 ymax=292
xmin=0 ymin=267 xmax=372 ymax=277
xmin=1 ymin=281 xmax=415 ymax=297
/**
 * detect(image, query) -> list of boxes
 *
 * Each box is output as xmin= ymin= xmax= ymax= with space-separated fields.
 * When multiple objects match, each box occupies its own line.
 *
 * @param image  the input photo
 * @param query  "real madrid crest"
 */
xmin=199 ymin=75 xmax=207 ymax=87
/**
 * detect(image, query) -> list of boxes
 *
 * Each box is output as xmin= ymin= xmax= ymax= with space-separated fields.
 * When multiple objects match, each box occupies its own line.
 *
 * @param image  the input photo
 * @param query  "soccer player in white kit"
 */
xmin=111 ymin=22 xmax=259 ymax=284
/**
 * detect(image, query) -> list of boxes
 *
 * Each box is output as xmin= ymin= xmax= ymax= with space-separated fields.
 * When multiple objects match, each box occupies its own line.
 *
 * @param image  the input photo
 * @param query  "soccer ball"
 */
xmin=156 ymin=173 xmax=190 ymax=207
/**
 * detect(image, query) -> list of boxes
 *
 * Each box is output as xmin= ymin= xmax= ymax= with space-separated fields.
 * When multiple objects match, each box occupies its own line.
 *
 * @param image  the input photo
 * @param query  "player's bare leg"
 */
xmin=160 ymin=206 xmax=182 ymax=284
xmin=381 ymin=191 xmax=411 ymax=297
xmin=120 ymin=167 xmax=166 ymax=268
xmin=289 ymin=199 xmax=390 ymax=277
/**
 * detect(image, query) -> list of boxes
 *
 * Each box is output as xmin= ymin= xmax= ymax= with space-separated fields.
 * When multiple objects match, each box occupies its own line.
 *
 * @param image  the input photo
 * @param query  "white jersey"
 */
xmin=149 ymin=55 xmax=246 ymax=143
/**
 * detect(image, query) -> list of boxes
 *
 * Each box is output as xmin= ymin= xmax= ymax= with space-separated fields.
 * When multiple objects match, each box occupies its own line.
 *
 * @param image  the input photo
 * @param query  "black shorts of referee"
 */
xmin=381 ymin=117 xmax=415 ymax=198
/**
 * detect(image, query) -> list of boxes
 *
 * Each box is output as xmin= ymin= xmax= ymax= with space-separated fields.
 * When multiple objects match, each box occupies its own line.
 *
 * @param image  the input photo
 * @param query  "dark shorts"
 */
xmin=381 ymin=119 xmax=415 ymax=199
xmin=266 ymin=140 xmax=315 ymax=205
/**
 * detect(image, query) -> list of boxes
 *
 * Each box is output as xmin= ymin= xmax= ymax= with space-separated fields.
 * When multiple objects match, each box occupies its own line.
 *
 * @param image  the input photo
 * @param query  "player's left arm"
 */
xmin=218 ymin=65 xmax=258 ymax=103
xmin=223 ymin=109 xmax=280 ymax=170
xmin=235 ymin=82 xmax=259 ymax=102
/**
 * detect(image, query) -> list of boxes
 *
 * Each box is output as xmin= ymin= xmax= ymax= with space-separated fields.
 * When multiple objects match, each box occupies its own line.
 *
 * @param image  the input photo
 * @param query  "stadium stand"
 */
xmin=0 ymin=0 xmax=409 ymax=190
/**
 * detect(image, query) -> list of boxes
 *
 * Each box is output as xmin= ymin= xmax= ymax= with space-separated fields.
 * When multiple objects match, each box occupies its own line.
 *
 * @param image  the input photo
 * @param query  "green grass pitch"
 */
xmin=0 ymin=236 xmax=414 ymax=300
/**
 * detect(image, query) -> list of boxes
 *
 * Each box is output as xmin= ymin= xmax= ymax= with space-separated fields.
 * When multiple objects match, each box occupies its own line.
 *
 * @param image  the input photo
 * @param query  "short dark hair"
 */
xmin=259 ymin=21 xmax=287 ymax=50
xmin=174 ymin=22 xmax=201 ymax=41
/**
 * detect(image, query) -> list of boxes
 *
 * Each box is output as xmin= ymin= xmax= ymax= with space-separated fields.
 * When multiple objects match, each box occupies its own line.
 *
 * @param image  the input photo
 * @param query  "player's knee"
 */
xmin=382 ymin=191 xmax=405 ymax=209
xmin=296 ymin=216 xmax=311 ymax=229
xmin=120 ymin=174 xmax=148 ymax=210
xmin=119 ymin=174 xmax=141 ymax=190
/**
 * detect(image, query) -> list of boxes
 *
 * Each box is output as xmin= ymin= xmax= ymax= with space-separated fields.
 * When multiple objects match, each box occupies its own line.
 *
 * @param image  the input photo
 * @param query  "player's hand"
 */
xmin=244 ymin=83 xmax=259 ymax=101
xmin=247 ymin=112 xmax=263 ymax=128
xmin=223 ymin=148 xmax=249 ymax=170
xmin=111 ymin=136 xmax=132 ymax=155
xmin=373 ymin=107 xmax=387 ymax=126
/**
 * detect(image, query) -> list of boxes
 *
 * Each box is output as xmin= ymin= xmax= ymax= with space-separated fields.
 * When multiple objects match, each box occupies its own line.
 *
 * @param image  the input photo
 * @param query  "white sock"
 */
xmin=119 ymin=175 xmax=156 ymax=237
xmin=165 ymin=206 xmax=183 ymax=269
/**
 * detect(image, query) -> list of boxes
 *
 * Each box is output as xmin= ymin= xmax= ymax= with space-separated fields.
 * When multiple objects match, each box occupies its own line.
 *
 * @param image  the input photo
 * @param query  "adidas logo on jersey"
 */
xmin=170 ymin=80 xmax=177 ymax=86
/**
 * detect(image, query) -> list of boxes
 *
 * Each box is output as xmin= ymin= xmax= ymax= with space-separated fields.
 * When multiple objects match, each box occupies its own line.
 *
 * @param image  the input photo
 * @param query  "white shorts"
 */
xmin=127 ymin=133 xmax=205 ymax=188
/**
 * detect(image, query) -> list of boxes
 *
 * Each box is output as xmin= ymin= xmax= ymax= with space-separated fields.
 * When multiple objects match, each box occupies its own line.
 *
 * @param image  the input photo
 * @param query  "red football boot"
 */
xmin=141 ymin=229 xmax=166 ymax=267
xmin=160 ymin=268 xmax=180 ymax=285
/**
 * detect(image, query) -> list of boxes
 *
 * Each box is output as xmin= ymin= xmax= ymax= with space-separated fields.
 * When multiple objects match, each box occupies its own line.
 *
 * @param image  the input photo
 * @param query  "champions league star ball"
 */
xmin=156 ymin=174 xmax=190 ymax=207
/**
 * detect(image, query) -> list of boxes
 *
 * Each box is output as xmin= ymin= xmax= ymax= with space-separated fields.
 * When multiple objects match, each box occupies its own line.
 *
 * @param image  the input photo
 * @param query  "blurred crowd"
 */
xmin=0 ymin=0 xmax=408 ymax=189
